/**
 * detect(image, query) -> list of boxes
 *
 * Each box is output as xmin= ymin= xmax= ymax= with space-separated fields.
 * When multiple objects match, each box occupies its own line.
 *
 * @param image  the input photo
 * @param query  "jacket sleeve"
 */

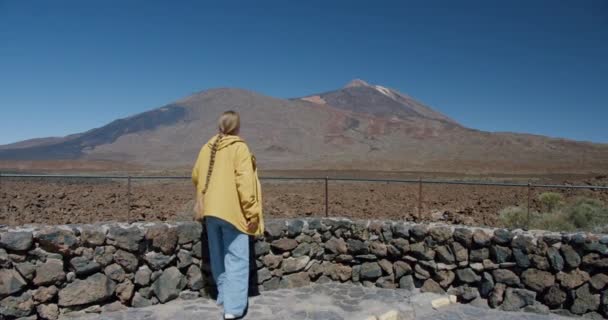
xmin=191 ymin=147 xmax=203 ymax=187
xmin=234 ymin=143 xmax=259 ymax=221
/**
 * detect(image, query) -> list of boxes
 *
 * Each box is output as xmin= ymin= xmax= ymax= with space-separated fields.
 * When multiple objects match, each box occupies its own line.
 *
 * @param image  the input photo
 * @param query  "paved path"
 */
xmin=61 ymin=283 xmax=568 ymax=320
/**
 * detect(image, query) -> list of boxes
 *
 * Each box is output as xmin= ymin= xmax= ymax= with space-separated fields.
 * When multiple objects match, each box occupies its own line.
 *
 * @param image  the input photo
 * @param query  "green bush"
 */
xmin=499 ymin=197 xmax=608 ymax=233
xmin=532 ymin=213 xmax=576 ymax=232
xmin=538 ymin=192 xmax=564 ymax=213
xmin=564 ymin=197 xmax=608 ymax=231
xmin=499 ymin=206 xmax=529 ymax=229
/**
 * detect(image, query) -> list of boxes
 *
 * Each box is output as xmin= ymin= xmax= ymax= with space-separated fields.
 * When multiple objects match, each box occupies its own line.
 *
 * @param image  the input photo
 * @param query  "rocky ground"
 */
xmin=58 ymin=283 xmax=571 ymax=320
xmin=1 ymin=176 xmax=607 ymax=227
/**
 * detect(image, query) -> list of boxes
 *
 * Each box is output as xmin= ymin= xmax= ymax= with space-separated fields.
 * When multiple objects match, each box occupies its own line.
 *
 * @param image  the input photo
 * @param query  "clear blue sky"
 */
xmin=1 ymin=0 xmax=607 ymax=145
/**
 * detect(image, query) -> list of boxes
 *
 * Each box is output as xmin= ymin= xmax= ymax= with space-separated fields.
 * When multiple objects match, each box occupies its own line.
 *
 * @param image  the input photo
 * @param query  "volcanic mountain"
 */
xmin=1 ymin=79 xmax=607 ymax=174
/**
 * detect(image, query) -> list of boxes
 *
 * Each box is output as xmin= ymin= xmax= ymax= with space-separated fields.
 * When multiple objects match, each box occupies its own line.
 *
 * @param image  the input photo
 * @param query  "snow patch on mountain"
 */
xmin=374 ymin=85 xmax=398 ymax=100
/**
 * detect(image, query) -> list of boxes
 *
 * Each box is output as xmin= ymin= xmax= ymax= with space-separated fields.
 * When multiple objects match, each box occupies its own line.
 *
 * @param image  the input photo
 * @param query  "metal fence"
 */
xmin=1 ymin=173 xmax=608 ymax=227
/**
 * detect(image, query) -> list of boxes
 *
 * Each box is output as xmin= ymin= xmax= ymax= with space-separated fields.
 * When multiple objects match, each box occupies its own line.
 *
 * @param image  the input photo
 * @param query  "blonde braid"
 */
xmin=202 ymin=133 xmax=224 ymax=195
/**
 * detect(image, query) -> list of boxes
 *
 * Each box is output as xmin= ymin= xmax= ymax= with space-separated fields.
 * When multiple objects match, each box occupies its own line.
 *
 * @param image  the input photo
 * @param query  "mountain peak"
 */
xmin=344 ymin=79 xmax=371 ymax=88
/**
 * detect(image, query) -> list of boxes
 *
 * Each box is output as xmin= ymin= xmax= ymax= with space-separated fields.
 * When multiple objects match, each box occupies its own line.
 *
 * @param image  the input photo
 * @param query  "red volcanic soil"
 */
xmin=2 ymin=172 xmax=607 ymax=227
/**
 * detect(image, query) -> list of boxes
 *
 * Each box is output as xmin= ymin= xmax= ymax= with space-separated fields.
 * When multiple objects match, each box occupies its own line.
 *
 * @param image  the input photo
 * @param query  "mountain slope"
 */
xmin=1 ymin=80 xmax=607 ymax=174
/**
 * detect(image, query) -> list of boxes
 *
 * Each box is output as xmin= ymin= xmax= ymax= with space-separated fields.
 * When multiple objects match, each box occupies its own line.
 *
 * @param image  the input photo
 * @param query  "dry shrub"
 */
xmin=499 ymin=197 xmax=608 ymax=233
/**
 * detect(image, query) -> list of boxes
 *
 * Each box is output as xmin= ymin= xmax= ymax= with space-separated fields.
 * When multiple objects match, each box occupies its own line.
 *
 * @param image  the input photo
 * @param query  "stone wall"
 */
xmin=1 ymin=218 xmax=608 ymax=319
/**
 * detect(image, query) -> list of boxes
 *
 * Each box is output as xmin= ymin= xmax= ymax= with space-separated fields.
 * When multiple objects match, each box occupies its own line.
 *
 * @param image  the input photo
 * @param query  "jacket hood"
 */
xmin=205 ymin=134 xmax=245 ymax=150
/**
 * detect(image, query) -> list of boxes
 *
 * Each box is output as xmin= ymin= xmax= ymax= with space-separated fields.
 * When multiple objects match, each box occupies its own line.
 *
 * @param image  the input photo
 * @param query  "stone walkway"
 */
xmin=60 ymin=283 xmax=569 ymax=320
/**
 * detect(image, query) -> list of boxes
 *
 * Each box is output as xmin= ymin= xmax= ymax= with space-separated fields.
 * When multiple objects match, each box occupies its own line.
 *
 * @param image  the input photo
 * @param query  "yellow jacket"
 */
xmin=192 ymin=134 xmax=264 ymax=236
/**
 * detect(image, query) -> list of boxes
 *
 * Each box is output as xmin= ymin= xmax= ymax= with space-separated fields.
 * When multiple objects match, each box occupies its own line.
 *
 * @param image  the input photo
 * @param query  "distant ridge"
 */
xmin=1 ymin=79 xmax=607 ymax=174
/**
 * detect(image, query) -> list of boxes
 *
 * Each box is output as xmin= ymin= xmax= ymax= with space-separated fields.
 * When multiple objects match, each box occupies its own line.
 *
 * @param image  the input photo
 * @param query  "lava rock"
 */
xmin=145 ymin=225 xmax=178 ymax=255
xmin=107 ymin=226 xmax=144 ymax=252
xmin=134 ymin=266 xmax=152 ymax=286
xmin=176 ymin=222 xmax=202 ymax=245
xmin=360 ymin=262 xmax=383 ymax=280
xmin=546 ymin=247 xmax=564 ymax=272
xmin=421 ymin=279 xmax=445 ymax=294
xmin=571 ymin=284 xmax=600 ymax=315
xmin=116 ymin=279 xmax=135 ymax=304
xmin=292 ymin=242 xmax=311 ymax=258
xmin=451 ymin=242 xmax=468 ymax=263
xmin=176 ymin=250 xmax=193 ymax=269
xmin=271 ymin=238 xmax=298 ymax=252
xmin=543 ymin=285 xmax=567 ymax=308
xmin=37 ymin=229 xmax=79 ymax=254
xmin=132 ymin=292 xmax=154 ymax=308
xmin=512 ymin=248 xmax=531 ymax=268
xmin=489 ymin=283 xmax=506 ymax=308
xmin=490 ymin=245 xmax=512 ymax=264
xmin=368 ymin=242 xmax=387 ymax=257
xmin=429 ymin=226 xmax=452 ymax=243
xmin=152 ymin=267 xmax=187 ymax=303
xmin=479 ymin=272 xmax=494 ymax=297
xmin=282 ymin=256 xmax=310 ymax=274
xmin=279 ymin=272 xmax=310 ymax=288
xmin=392 ymin=223 xmax=410 ymax=238
xmin=393 ymin=261 xmax=412 ymax=279
xmin=436 ymin=270 xmax=455 ymax=288
xmin=436 ymin=246 xmax=455 ymax=264
xmin=33 ymin=286 xmax=58 ymax=303
xmin=264 ymin=221 xmax=286 ymax=239
xmin=36 ymin=303 xmax=59 ymax=320
xmin=0 ymin=231 xmax=34 ymax=251
xmin=561 ymin=245 xmax=581 ymax=268
xmin=113 ymin=249 xmax=139 ymax=272
xmin=500 ymin=288 xmax=536 ymax=311
xmin=521 ymin=269 xmax=555 ymax=292
xmin=410 ymin=242 xmax=435 ymax=260
xmin=58 ymin=273 xmax=116 ymax=307
xmin=456 ymin=268 xmax=480 ymax=284
xmin=453 ymin=228 xmax=473 ymax=247
xmin=590 ymin=273 xmax=608 ymax=291
xmin=104 ymin=264 xmax=127 ymax=282
xmin=286 ymin=219 xmax=304 ymax=237
xmin=33 ymin=259 xmax=66 ymax=286
xmin=492 ymin=229 xmax=512 ymax=245
xmin=492 ymin=269 xmax=521 ymax=286
xmin=0 ymin=291 xmax=34 ymax=318
xmin=399 ymin=275 xmax=415 ymax=290
xmin=557 ymin=269 xmax=590 ymax=289
xmin=80 ymin=227 xmax=106 ymax=247
xmin=325 ymin=237 xmax=348 ymax=255
xmin=410 ymin=225 xmax=428 ymax=240
xmin=0 ymin=269 xmax=27 ymax=298
xmin=15 ymin=262 xmax=36 ymax=281
xmin=70 ymin=256 xmax=101 ymax=276
xmin=470 ymin=248 xmax=489 ymax=262
xmin=94 ymin=246 xmax=116 ymax=267
xmin=473 ymin=230 xmax=491 ymax=247
xmin=144 ymin=251 xmax=175 ymax=270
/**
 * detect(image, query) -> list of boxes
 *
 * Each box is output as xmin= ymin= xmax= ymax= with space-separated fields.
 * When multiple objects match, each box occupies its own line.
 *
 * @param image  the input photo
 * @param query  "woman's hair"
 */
xmin=202 ymin=111 xmax=241 ymax=195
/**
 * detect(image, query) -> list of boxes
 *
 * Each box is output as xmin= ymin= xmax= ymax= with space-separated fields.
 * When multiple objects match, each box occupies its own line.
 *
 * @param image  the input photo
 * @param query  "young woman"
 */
xmin=192 ymin=110 xmax=264 ymax=320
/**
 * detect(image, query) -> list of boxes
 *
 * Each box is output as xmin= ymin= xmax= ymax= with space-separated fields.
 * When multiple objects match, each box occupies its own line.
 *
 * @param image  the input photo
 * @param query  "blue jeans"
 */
xmin=205 ymin=216 xmax=250 ymax=317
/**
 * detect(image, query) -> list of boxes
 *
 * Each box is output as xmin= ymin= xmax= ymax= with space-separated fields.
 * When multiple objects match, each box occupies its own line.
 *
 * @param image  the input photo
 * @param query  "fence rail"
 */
xmin=3 ymin=173 xmax=608 ymax=189
xmin=1 ymin=173 xmax=608 ymax=226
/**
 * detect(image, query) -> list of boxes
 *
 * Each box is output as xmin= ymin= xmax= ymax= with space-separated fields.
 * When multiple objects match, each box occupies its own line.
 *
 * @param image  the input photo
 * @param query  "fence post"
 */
xmin=127 ymin=176 xmax=132 ymax=223
xmin=324 ymin=177 xmax=329 ymax=217
xmin=417 ymin=177 xmax=423 ymax=221
xmin=527 ymin=181 xmax=532 ymax=229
